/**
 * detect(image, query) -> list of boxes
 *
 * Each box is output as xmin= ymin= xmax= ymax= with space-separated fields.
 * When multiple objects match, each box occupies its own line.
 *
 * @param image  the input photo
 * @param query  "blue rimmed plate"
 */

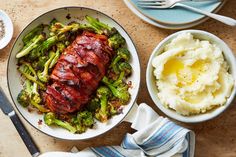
xmin=123 ymin=0 xmax=226 ymax=29
xmin=129 ymin=0 xmax=224 ymax=25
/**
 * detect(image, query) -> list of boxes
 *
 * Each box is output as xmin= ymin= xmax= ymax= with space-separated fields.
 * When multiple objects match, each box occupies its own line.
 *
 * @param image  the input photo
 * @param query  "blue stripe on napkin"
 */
xmin=90 ymin=146 xmax=125 ymax=157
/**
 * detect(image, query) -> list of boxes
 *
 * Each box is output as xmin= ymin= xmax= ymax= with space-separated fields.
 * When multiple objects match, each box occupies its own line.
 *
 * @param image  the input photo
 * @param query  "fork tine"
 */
xmin=138 ymin=2 xmax=164 ymax=5
xmin=138 ymin=5 xmax=167 ymax=9
xmin=138 ymin=0 xmax=165 ymax=2
xmin=138 ymin=3 xmax=164 ymax=6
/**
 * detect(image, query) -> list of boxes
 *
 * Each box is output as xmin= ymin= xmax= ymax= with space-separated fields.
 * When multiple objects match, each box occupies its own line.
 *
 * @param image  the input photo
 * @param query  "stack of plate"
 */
xmin=123 ymin=0 xmax=226 ymax=29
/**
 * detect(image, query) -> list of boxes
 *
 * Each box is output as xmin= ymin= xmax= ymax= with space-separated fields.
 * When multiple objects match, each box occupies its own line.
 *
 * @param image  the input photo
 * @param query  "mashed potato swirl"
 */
xmin=152 ymin=33 xmax=234 ymax=115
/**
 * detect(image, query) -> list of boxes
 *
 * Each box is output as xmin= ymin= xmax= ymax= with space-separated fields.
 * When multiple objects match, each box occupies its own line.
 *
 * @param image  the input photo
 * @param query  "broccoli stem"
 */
xmin=16 ymin=34 xmax=45 ymax=58
xmin=110 ymin=56 xmax=121 ymax=74
xmin=37 ymin=36 xmax=58 ymax=54
xmin=18 ymin=66 xmax=45 ymax=89
xmin=54 ymin=119 xmax=76 ymax=133
xmin=30 ymin=100 xmax=49 ymax=113
xmin=49 ymin=50 xmax=60 ymax=69
xmin=44 ymin=112 xmax=76 ymax=133
xmin=100 ymin=95 xmax=108 ymax=117
xmin=22 ymin=24 xmax=44 ymax=44
xmin=37 ymin=52 xmax=56 ymax=82
xmin=113 ymin=71 xmax=125 ymax=87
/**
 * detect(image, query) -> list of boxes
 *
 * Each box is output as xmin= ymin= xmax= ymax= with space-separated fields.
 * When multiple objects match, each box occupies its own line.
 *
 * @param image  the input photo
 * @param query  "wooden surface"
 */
xmin=0 ymin=0 xmax=236 ymax=157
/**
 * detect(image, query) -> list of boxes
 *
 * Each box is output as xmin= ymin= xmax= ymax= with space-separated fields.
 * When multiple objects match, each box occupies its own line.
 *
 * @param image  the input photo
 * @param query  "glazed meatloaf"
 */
xmin=45 ymin=31 xmax=114 ymax=114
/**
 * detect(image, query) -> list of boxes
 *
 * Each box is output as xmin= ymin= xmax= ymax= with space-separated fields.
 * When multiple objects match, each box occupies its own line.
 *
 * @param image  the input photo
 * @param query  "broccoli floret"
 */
xmin=48 ymin=18 xmax=58 ymax=36
xmin=18 ymin=62 xmax=45 ymax=89
xmin=17 ymin=79 xmax=48 ymax=112
xmin=44 ymin=112 xmax=76 ymax=133
xmin=49 ymin=42 xmax=65 ymax=69
xmin=119 ymin=62 xmax=132 ymax=76
xmin=49 ymin=21 xmax=81 ymax=35
xmin=108 ymin=34 xmax=126 ymax=50
xmin=95 ymin=86 xmax=112 ymax=122
xmin=37 ymin=35 xmax=58 ymax=55
xmin=110 ymin=48 xmax=131 ymax=74
xmin=37 ymin=51 xmax=56 ymax=82
xmin=113 ymin=62 xmax=132 ymax=87
xmin=16 ymin=33 xmax=46 ymax=58
xmin=86 ymin=97 xmax=100 ymax=112
xmin=102 ymin=77 xmax=130 ymax=103
xmin=17 ymin=80 xmax=32 ymax=107
xmin=32 ymin=56 xmax=48 ymax=71
xmin=85 ymin=15 xmax=117 ymax=36
xmin=22 ymin=24 xmax=44 ymax=45
xmin=72 ymin=111 xmax=94 ymax=133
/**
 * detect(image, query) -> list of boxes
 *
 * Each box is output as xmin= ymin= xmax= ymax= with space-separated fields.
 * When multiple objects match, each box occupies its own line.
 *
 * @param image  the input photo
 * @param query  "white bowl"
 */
xmin=146 ymin=30 xmax=236 ymax=123
xmin=7 ymin=7 xmax=140 ymax=140
xmin=0 ymin=10 xmax=13 ymax=49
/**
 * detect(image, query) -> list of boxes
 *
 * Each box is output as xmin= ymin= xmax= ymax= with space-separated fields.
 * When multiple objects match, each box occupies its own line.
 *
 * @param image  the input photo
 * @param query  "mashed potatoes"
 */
xmin=152 ymin=33 xmax=234 ymax=116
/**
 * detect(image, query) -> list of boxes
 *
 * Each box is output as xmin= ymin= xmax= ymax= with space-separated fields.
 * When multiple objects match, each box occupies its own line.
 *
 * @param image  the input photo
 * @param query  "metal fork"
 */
xmin=138 ymin=0 xmax=236 ymax=26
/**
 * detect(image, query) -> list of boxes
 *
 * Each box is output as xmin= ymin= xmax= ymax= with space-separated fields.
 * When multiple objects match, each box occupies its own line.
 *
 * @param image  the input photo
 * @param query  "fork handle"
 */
xmin=175 ymin=3 xmax=236 ymax=26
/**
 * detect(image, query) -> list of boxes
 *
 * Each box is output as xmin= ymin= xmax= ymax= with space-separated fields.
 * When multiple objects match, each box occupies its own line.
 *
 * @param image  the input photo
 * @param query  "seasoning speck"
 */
xmin=66 ymin=13 xmax=71 ymax=20
xmin=0 ymin=19 xmax=5 ymax=40
xmin=38 ymin=119 xmax=43 ymax=125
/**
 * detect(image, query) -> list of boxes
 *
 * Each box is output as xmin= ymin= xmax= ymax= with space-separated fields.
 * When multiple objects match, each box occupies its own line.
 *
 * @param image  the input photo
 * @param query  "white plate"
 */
xmin=123 ymin=0 xmax=226 ymax=30
xmin=0 ymin=10 xmax=13 ymax=49
xmin=7 ymin=7 xmax=141 ymax=140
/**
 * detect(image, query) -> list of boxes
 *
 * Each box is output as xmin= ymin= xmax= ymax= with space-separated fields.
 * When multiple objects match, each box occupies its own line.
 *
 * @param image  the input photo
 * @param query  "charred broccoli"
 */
xmin=44 ymin=112 xmax=76 ymax=133
xmin=22 ymin=24 xmax=44 ymax=45
xmin=95 ymin=86 xmax=112 ymax=122
xmin=85 ymin=15 xmax=117 ymax=36
xmin=102 ymin=77 xmax=130 ymax=103
xmin=37 ymin=51 xmax=56 ymax=82
xmin=108 ymin=34 xmax=126 ymax=50
xmin=16 ymin=33 xmax=46 ymax=58
xmin=18 ymin=62 xmax=45 ymax=89
xmin=72 ymin=111 xmax=94 ymax=133
xmin=113 ymin=62 xmax=132 ymax=87
xmin=110 ymin=48 xmax=131 ymax=74
xmin=17 ymin=80 xmax=48 ymax=112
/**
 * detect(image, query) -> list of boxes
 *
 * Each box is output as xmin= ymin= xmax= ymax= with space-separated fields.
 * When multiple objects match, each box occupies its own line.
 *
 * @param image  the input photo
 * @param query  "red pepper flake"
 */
xmin=38 ymin=119 xmax=43 ymax=125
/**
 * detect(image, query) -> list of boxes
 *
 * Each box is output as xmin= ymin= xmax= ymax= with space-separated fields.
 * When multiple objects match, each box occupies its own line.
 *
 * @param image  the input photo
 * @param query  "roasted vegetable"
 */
xmin=17 ymin=80 xmax=48 ymax=112
xmin=37 ymin=51 xmax=56 ymax=82
xmin=16 ymin=33 xmax=45 ymax=58
xmin=49 ymin=42 xmax=65 ymax=68
xmin=37 ymin=36 xmax=58 ymax=55
xmin=108 ymin=34 xmax=125 ymax=50
xmin=22 ymin=24 xmax=44 ymax=45
xmin=49 ymin=21 xmax=81 ymax=35
xmin=72 ymin=111 xmax=94 ymax=133
xmin=110 ymin=48 xmax=131 ymax=74
xmin=85 ymin=15 xmax=117 ymax=36
xmin=95 ymin=86 xmax=112 ymax=122
xmin=18 ymin=62 xmax=45 ymax=89
xmin=32 ymin=56 xmax=48 ymax=71
xmin=102 ymin=77 xmax=130 ymax=103
xmin=86 ymin=97 xmax=100 ymax=112
xmin=44 ymin=112 xmax=76 ymax=133
xmin=113 ymin=62 xmax=132 ymax=86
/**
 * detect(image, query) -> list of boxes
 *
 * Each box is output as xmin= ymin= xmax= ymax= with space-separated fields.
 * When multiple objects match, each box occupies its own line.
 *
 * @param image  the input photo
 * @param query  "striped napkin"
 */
xmin=40 ymin=103 xmax=195 ymax=157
